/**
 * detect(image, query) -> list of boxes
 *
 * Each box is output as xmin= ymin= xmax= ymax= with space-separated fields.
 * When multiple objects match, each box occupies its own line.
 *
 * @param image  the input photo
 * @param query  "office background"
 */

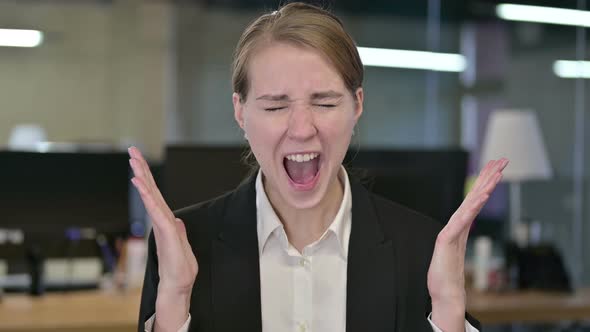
xmin=0 ymin=0 xmax=588 ymax=331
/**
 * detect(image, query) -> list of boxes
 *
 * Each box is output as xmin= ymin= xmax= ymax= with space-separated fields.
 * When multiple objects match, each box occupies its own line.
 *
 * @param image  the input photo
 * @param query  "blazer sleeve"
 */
xmin=138 ymin=230 xmax=160 ymax=332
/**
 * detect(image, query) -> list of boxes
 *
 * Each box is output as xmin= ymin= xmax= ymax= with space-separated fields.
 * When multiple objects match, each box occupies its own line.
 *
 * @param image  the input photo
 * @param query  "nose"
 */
xmin=286 ymin=106 xmax=317 ymax=141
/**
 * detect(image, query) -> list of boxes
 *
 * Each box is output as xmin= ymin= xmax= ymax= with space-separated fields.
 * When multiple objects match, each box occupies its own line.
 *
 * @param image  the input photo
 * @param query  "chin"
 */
xmin=281 ymin=186 xmax=327 ymax=210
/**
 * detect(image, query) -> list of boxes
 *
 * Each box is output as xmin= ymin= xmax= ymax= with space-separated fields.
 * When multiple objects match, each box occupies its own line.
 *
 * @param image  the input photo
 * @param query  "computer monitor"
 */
xmin=163 ymin=145 xmax=252 ymax=210
xmin=0 ymin=150 xmax=130 ymax=246
xmin=344 ymin=149 xmax=468 ymax=224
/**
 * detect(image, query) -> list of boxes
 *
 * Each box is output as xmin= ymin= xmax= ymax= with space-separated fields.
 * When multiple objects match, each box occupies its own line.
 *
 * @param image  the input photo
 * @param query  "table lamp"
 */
xmin=480 ymin=110 xmax=552 ymax=242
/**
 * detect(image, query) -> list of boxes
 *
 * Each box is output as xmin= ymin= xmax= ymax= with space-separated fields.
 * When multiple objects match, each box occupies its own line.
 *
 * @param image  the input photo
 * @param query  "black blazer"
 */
xmin=138 ymin=175 xmax=480 ymax=332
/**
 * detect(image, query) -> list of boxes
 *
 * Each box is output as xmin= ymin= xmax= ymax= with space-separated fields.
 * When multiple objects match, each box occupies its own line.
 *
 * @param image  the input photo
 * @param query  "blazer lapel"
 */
xmin=211 ymin=175 xmax=262 ymax=332
xmin=346 ymin=179 xmax=398 ymax=332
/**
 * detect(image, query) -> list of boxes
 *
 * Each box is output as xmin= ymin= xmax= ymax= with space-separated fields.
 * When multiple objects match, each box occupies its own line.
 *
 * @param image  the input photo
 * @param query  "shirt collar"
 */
xmin=255 ymin=166 xmax=352 ymax=258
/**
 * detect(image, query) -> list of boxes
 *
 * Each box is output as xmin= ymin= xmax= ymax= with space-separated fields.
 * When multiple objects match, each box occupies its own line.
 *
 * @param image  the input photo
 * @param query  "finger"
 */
xmin=444 ymin=159 xmax=508 ymax=240
xmin=128 ymin=148 xmax=149 ymax=189
xmin=459 ymin=159 xmax=498 ymax=214
xmin=129 ymin=150 xmax=156 ymax=197
xmin=449 ymin=170 xmax=501 ymax=235
xmin=466 ymin=172 xmax=498 ymax=215
xmin=131 ymin=177 xmax=175 ymax=230
xmin=131 ymin=177 xmax=167 ymax=224
xmin=129 ymin=148 xmax=171 ymax=210
xmin=471 ymin=158 xmax=508 ymax=196
xmin=129 ymin=157 xmax=148 ymax=183
xmin=128 ymin=147 xmax=172 ymax=212
xmin=473 ymin=159 xmax=500 ymax=192
xmin=443 ymin=192 xmax=490 ymax=239
xmin=130 ymin=159 xmax=161 ymax=211
xmin=486 ymin=158 xmax=508 ymax=178
xmin=448 ymin=174 xmax=496 ymax=231
xmin=468 ymin=160 xmax=496 ymax=197
xmin=482 ymin=172 xmax=503 ymax=194
xmin=479 ymin=159 xmax=508 ymax=194
xmin=498 ymin=158 xmax=509 ymax=172
xmin=129 ymin=147 xmax=158 ymax=189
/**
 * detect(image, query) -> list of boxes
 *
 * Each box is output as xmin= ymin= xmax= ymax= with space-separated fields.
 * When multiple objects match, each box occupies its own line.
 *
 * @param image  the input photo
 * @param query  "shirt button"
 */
xmin=298 ymin=322 xmax=307 ymax=332
xmin=299 ymin=258 xmax=308 ymax=267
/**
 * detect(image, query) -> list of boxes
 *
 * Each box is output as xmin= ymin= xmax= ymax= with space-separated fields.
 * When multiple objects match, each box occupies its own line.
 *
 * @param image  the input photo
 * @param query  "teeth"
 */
xmin=286 ymin=153 xmax=319 ymax=163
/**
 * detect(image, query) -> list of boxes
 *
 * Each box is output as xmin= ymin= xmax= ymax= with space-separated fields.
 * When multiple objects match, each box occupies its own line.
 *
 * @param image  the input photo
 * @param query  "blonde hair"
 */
xmin=231 ymin=2 xmax=364 ymax=102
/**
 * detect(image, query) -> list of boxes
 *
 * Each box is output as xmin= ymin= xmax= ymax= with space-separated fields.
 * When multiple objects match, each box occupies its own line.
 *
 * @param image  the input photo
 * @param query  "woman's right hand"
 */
xmin=128 ymin=147 xmax=198 ymax=331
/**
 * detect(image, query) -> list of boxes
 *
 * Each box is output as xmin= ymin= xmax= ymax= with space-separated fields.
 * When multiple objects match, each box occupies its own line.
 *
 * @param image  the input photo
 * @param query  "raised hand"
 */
xmin=427 ymin=158 xmax=509 ymax=332
xmin=128 ymin=147 xmax=198 ymax=331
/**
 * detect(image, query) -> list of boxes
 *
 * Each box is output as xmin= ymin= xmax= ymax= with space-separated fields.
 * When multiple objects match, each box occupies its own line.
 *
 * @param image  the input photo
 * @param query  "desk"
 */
xmin=1 ymin=288 xmax=590 ymax=330
xmin=468 ymin=288 xmax=590 ymax=325
xmin=0 ymin=289 xmax=141 ymax=332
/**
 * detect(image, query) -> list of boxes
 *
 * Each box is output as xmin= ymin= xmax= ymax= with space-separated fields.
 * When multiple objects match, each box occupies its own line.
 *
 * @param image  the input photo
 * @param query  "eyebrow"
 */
xmin=256 ymin=94 xmax=289 ymax=101
xmin=255 ymin=90 xmax=344 ymax=101
xmin=310 ymin=90 xmax=343 ymax=100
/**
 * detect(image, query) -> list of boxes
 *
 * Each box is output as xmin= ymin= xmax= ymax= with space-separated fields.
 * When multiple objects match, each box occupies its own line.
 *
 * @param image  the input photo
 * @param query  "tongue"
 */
xmin=284 ymin=157 xmax=319 ymax=184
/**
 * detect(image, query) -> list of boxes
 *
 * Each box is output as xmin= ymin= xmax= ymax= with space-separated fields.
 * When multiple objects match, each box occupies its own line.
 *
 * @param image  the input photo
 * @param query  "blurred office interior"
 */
xmin=0 ymin=0 xmax=589 ymax=331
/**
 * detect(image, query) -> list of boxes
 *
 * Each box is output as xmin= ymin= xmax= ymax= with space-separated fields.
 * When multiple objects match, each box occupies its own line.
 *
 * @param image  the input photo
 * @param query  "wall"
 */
xmin=0 ymin=0 xmax=175 ymax=160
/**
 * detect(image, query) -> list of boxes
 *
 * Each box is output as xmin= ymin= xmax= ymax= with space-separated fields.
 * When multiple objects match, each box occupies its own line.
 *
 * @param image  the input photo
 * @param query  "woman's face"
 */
xmin=233 ymin=42 xmax=363 ymax=210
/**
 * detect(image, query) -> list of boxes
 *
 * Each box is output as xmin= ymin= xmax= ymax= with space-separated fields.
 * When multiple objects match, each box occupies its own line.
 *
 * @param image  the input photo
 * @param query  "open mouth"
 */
xmin=283 ymin=152 xmax=321 ymax=190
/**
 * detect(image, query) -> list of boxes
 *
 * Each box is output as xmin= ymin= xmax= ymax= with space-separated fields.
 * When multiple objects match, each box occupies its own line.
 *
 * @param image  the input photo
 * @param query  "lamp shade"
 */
xmin=480 ymin=110 xmax=552 ymax=181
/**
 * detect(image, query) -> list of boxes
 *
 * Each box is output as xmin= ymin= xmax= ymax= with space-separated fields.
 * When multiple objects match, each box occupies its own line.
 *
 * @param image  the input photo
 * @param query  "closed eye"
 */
xmin=316 ymin=104 xmax=336 ymax=108
xmin=264 ymin=106 xmax=287 ymax=112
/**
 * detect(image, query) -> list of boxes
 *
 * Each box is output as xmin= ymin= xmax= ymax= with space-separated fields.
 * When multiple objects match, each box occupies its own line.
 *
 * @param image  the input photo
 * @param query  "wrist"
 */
xmin=154 ymin=289 xmax=191 ymax=332
xmin=431 ymin=294 xmax=466 ymax=332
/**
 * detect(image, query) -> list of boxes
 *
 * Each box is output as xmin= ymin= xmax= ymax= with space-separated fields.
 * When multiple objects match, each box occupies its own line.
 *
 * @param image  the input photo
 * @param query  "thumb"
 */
xmin=175 ymin=218 xmax=195 ymax=262
xmin=175 ymin=218 xmax=189 ymax=243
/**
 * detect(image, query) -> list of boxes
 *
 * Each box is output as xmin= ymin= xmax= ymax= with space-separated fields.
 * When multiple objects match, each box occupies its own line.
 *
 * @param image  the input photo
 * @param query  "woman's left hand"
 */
xmin=427 ymin=158 xmax=509 ymax=332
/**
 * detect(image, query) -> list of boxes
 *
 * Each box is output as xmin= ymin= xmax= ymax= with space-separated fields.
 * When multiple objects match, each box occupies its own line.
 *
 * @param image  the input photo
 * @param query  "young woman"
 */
xmin=130 ymin=3 xmax=508 ymax=332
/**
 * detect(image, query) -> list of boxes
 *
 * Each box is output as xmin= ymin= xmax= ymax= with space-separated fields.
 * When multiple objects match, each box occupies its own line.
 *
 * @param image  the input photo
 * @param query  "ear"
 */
xmin=233 ymin=92 xmax=245 ymax=130
xmin=353 ymin=87 xmax=364 ymax=123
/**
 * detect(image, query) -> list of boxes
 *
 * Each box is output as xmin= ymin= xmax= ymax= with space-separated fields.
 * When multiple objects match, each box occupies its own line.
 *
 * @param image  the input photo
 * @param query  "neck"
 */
xmin=264 ymin=170 xmax=344 ymax=253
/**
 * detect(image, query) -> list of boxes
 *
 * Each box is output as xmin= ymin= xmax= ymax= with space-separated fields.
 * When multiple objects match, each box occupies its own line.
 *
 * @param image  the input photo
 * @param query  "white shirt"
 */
xmin=256 ymin=167 xmax=352 ymax=332
xmin=145 ymin=167 xmax=479 ymax=332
